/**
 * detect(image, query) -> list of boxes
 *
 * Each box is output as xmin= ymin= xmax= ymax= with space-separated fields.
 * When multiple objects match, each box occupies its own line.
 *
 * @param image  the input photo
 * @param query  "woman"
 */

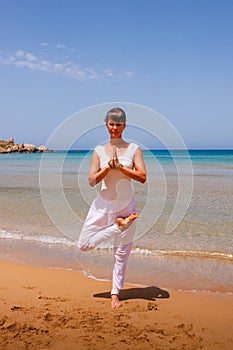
xmin=77 ymin=107 xmax=146 ymax=308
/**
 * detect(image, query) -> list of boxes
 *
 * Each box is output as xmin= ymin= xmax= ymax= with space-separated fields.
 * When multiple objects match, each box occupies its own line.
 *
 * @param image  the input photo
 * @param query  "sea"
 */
xmin=0 ymin=150 xmax=233 ymax=294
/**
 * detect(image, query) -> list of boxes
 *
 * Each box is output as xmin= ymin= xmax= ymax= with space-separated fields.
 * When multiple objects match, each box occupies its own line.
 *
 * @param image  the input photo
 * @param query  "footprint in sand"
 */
xmin=38 ymin=294 xmax=69 ymax=302
xmin=0 ymin=316 xmax=7 ymax=326
xmin=22 ymin=285 xmax=36 ymax=290
xmin=147 ymin=302 xmax=159 ymax=311
xmin=11 ymin=306 xmax=23 ymax=311
xmin=44 ymin=312 xmax=53 ymax=321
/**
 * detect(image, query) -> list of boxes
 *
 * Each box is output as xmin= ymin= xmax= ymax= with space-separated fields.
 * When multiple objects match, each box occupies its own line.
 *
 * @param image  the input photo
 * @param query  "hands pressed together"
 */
xmin=89 ymin=143 xmax=146 ymax=187
xmin=108 ymin=145 xmax=123 ymax=169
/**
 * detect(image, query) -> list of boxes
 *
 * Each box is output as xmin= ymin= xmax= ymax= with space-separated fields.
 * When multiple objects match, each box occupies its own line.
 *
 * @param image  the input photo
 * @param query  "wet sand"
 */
xmin=0 ymin=260 xmax=233 ymax=350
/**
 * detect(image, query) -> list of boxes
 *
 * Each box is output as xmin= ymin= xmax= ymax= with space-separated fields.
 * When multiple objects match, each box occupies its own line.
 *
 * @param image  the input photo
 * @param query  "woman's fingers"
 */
xmin=109 ymin=157 xmax=120 ymax=168
xmin=112 ymin=146 xmax=119 ymax=166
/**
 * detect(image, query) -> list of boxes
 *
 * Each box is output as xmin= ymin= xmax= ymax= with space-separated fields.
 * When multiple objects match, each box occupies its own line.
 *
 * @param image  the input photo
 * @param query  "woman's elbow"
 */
xmin=140 ymin=174 xmax=147 ymax=183
xmin=88 ymin=177 xmax=96 ymax=187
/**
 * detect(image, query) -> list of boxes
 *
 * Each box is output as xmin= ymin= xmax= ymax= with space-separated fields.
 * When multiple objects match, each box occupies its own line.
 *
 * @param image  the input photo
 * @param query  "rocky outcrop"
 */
xmin=0 ymin=138 xmax=51 ymax=153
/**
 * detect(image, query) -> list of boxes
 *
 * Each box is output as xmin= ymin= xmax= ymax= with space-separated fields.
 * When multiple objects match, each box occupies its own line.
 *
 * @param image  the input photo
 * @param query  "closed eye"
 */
xmin=109 ymin=123 xmax=122 ymax=127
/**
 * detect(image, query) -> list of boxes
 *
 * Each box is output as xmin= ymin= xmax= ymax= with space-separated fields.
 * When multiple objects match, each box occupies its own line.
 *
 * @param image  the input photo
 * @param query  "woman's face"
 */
xmin=106 ymin=119 xmax=125 ymax=139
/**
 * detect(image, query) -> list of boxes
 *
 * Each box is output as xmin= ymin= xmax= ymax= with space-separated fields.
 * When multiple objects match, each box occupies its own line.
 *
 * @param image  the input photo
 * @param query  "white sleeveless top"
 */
xmin=95 ymin=143 xmax=139 ymax=201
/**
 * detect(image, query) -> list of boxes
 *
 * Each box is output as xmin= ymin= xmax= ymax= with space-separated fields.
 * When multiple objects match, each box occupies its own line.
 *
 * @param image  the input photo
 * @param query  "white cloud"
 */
xmin=25 ymin=53 xmax=37 ymax=62
xmin=1 ymin=49 xmax=135 ymax=82
xmin=40 ymin=42 xmax=48 ymax=46
xmin=122 ymin=70 xmax=135 ymax=79
xmin=56 ymin=44 xmax=66 ymax=49
xmin=16 ymin=50 xmax=25 ymax=57
xmin=103 ymin=68 xmax=113 ymax=77
xmin=53 ymin=63 xmax=64 ymax=71
xmin=2 ymin=50 xmax=98 ymax=80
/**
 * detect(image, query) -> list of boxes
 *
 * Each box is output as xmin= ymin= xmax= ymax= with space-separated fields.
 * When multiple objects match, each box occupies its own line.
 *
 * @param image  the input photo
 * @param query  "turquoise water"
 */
xmin=0 ymin=150 xmax=233 ymax=293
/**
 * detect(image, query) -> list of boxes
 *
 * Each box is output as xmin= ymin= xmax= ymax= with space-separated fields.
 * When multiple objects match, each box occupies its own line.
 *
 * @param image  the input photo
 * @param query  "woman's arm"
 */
xmin=118 ymin=147 xmax=146 ymax=183
xmin=88 ymin=150 xmax=110 ymax=187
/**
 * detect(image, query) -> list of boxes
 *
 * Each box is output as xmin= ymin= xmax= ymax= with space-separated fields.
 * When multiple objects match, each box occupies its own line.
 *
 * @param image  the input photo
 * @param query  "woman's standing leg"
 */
xmin=111 ymin=241 xmax=133 ymax=295
xmin=111 ymin=220 xmax=136 ymax=308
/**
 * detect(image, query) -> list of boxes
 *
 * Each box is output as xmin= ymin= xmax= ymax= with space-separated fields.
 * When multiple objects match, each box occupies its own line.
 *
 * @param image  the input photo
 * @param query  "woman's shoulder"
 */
xmin=94 ymin=144 xmax=104 ymax=151
xmin=126 ymin=142 xmax=140 ymax=157
xmin=94 ymin=144 xmax=105 ymax=157
xmin=128 ymin=142 xmax=140 ymax=151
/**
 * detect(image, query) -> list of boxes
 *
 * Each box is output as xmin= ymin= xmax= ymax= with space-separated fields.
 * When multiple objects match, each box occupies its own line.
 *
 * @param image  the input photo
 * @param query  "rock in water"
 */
xmin=0 ymin=139 xmax=51 ymax=153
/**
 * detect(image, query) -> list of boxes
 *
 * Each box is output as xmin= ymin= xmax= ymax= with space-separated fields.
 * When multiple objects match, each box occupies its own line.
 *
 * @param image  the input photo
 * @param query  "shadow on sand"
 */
xmin=93 ymin=286 xmax=170 ymax=301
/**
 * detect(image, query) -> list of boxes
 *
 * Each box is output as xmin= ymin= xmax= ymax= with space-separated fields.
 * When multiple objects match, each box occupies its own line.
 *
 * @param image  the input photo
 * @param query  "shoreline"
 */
xmin=2 ymin=254 xmax=233 ymax=299
xmin=1 ymin=259 xmax=233 ymax=349
xmin=1 ymin=234 xmax=233 ymax=296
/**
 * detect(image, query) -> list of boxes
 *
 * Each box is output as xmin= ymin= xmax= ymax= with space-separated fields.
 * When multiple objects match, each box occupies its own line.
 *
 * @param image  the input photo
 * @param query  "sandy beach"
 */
xmin=0 ymin=260 xmax=232 ymax=350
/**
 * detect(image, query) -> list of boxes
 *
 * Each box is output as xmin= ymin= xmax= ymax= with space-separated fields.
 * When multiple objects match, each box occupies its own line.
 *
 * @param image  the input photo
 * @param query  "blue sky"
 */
xmin=0 ymin=0 xmax=232 ymax=149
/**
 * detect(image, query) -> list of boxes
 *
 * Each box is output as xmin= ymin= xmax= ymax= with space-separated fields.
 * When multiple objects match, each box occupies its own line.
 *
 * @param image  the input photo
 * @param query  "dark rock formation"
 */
xmin=0 ymin=138 xmax=51 ymax=153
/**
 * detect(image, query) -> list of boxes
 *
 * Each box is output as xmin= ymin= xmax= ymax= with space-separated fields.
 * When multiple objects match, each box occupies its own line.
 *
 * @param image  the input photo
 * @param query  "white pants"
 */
xmin=77 ymin=195 xmax=136 ymax=295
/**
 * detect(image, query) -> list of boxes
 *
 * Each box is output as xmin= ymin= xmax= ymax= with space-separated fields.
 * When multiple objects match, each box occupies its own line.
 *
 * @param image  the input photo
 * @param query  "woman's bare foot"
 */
xmin=115 ymin=212 xmax=139 ymax=230
xmin=111 ymin=294 xmax=121 ymax=308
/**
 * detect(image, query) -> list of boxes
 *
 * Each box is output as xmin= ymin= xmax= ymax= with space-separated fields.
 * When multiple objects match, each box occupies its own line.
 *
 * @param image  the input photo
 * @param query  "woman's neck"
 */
xmin=109 ymin=138 xmax=125 ymax=147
